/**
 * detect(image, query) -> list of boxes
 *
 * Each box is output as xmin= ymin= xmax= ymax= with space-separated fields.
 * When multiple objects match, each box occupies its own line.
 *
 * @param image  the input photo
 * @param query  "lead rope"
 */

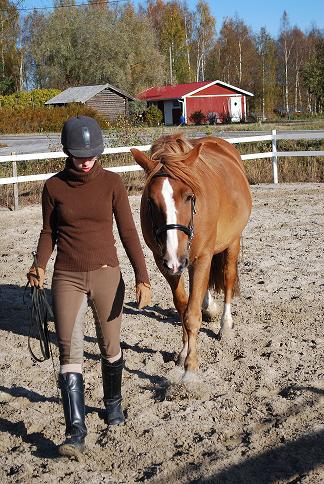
xmin=23 ymin=283 xmax=60 ymax=402
xmin=25 ymin=252 xmax=60 ymax=402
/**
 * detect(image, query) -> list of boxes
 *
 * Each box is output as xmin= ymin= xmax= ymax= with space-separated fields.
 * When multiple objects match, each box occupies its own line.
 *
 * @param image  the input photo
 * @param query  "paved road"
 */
xmin=0 ymin=130 xmax=323 ymax=156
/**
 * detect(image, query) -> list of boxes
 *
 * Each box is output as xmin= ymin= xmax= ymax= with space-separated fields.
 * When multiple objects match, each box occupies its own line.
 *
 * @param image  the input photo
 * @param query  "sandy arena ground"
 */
xmin=0 ymin=183 xmax=323 ymax=483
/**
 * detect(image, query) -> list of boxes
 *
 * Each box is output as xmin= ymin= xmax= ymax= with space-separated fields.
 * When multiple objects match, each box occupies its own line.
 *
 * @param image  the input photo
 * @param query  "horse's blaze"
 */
xmin=161 ymin=178 xmax=180 ymax=273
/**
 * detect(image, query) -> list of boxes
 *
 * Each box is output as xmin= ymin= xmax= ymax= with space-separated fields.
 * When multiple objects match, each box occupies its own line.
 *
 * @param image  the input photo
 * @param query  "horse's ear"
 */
xmin=182 ymin=143 xmax=203 ymax=166
xmin=130 ymin=148 xmax=157 ymax=174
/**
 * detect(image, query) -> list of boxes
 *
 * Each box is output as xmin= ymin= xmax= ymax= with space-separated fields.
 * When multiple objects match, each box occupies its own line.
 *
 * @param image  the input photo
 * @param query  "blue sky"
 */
xmin=20 ymin=0 xmax=323 ymax=37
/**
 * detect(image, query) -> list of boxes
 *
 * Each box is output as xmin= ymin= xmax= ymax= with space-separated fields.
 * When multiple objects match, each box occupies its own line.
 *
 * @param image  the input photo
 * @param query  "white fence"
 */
xmin=0 ymin=129 xmax=323 ymax=210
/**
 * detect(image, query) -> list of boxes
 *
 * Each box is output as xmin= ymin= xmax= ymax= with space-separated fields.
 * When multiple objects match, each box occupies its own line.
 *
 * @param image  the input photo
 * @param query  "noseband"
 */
xmin=147 ymin=171 xmax=197 ymax=250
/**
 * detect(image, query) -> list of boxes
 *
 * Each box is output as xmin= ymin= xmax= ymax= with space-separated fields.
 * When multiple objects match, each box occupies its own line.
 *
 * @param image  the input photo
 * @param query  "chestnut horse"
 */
xmin=131 ymin=134 xmax=252 ymax=380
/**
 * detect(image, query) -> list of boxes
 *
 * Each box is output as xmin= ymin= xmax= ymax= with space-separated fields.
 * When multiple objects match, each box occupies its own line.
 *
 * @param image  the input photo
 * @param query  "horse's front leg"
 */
xmin=183 ymin=255 xmax=211 ymax=380
xmin=153 ymin=255 xmax=188 ymax=365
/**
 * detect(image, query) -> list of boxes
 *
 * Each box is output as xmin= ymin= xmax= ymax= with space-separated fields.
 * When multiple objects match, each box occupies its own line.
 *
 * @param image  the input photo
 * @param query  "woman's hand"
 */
xmin=27 ymin=266 xmax=45 ymax=288
xmin=136 ymin=282 xmax=151 ymax=309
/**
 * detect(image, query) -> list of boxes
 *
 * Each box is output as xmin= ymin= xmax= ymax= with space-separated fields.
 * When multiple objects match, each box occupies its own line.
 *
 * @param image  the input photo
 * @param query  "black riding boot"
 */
xmin=58 ymin=372 xmax=87 ymax=458
xmin=101 ymin=355 xmax=125 ymax=425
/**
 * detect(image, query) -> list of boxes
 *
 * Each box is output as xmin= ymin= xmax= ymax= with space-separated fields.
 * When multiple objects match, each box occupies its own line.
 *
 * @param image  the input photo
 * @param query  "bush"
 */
xmin=189 ymin=110 xmax=206 ymax=125
xmin=207 ymin=112 xmax=218 ymax=125
xmin=144 ymin=105 xmax=163 ymax=126
xmin=0 ymin=89 xmax=61 ymax=109
xmin=0 ymin=103 xmax=109 ymax=134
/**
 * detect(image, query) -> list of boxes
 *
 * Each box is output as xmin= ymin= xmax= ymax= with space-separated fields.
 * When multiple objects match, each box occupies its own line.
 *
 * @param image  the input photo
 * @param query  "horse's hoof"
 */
xmin=182 ymin=371 xmax=199 ymax=383
xmin=176 ymin=356 xmax=185 ymax=367
xmin=210 ymin=322 xmax=221 ymax=338
xmin=202 ymin=311 xmax=217 ymax=322
xmin=219 ymin=325 xmax=234 ymax=340
xmin=202 ymin=307 xmax=219 ymax=322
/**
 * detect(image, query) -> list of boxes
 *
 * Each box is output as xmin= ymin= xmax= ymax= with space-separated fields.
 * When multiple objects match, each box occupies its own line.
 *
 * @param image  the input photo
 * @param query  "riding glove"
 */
xmin=136 ymin=282 xmax=151 ymax=309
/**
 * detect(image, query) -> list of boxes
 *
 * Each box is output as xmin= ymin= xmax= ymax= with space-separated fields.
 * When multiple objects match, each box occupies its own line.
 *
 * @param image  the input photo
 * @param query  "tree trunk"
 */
xmin=294 ymin=68 xmax=299 ymax=112
xmin=262 ymin=56 xmax=265 ymax=120
xmin=239 ymin=41 xmax=242 ymax=84
xmin=285 ymin=41 xmax=289 ymax=113
xmin=184 ymin=16 xmax=191 ymax=77
xmin=169 ymin=45 xmax=173 ymax=84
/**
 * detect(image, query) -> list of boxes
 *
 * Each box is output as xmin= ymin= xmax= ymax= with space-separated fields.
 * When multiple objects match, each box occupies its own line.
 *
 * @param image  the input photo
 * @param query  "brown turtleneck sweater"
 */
xmin=36 ymin=159 xmax=149 ymax=284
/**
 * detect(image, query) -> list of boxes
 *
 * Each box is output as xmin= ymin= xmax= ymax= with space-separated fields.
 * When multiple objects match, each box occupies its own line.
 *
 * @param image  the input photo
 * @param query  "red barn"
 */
xmin=137 ymin=80 xmax=253 ymax=125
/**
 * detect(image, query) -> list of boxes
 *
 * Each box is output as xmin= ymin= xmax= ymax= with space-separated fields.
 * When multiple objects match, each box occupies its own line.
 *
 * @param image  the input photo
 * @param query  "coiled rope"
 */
xmin=25 ymin=285 xmax=53 ymax=362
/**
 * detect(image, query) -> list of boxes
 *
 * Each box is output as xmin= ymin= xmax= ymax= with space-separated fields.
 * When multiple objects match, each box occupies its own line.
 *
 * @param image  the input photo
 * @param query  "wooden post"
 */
xmin=12 ymin=153 xmax=19 ymax=210
xmin=272 ymin=129 xmax=278 ymax=184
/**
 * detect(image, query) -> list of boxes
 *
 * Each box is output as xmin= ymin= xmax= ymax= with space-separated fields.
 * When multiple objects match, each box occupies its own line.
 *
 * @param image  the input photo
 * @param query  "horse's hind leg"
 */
xmin=220 ymin=238 xmax=240 ymax=338
xmin=202 ymin=289 xmax=219 ymax=321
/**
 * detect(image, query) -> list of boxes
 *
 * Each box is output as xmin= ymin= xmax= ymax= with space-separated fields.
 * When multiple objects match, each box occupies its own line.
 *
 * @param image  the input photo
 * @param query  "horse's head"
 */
xmin=131 ymin=139 xmax=202 ymax=276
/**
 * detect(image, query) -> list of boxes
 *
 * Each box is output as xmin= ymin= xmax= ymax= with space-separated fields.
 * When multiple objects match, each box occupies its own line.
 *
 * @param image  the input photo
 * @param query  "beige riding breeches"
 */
xmin=52 ymin=266 xmax=124 ymax=365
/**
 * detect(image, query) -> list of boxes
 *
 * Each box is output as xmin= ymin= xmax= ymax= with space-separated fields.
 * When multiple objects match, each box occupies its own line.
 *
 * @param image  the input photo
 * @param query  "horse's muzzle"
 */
xmin=162 ymin=256 xmax=189 ymax=275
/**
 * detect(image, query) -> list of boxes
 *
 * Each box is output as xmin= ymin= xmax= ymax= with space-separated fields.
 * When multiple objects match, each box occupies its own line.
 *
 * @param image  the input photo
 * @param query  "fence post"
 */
xmin=11 ymin=153 xmax=19 ymax=210
xmin=272 ymin=129 xmax=278 ymax=184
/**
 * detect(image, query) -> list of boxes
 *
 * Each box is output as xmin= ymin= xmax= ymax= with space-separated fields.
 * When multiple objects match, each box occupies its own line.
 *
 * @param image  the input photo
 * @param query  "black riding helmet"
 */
xmin=61 ymin=115 xmax=104 ymax=158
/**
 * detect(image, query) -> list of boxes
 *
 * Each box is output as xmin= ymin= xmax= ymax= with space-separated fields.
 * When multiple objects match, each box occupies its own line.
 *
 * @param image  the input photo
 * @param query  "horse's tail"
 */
xmin=208 ymin=251 xmax=240 ymax=296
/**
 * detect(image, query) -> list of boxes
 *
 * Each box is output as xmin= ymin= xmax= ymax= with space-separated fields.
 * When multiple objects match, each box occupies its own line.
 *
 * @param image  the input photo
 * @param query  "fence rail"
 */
xmin=0 ymin=129 xmax=323 ymax=209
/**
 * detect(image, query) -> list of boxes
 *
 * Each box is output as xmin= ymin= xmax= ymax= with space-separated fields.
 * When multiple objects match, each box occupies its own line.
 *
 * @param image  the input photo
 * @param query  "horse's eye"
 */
xmin=186 ymin=194 xmax=193 ymax=202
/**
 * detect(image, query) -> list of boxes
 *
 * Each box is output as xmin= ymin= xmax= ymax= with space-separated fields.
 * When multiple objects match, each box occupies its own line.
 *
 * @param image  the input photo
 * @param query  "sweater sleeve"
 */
xmin=113 ymin=176 xmax=149 ymax=285
xmin=36 ymin=183 xmax=57 ymax=270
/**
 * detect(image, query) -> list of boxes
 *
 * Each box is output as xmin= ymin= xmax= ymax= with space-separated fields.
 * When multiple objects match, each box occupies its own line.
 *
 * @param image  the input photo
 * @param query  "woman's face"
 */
xmin=72 ymin=156 xmax=97 ymax=173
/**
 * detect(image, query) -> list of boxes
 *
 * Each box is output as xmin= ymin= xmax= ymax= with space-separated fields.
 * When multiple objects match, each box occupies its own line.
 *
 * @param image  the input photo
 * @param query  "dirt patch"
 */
xmin=0 ymin=183 xmax=323 ymax=483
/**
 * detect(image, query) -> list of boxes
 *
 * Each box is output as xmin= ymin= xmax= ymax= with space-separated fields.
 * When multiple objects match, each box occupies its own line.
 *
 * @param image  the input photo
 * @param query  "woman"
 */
xmin=27 ymin=115 xmax=151 ymax=458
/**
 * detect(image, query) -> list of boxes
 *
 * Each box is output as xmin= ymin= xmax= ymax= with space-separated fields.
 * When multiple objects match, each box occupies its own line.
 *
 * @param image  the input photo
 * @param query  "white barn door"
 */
xmin=230 ymin=96 xmax=242 ymax=122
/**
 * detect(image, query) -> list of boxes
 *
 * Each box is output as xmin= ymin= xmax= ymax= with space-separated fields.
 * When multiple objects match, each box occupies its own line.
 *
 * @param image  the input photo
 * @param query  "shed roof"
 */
xmin=45 ymin=83 xmax=135 ymax=105
xmin=138 ymin=80 xmax=253 ymax=101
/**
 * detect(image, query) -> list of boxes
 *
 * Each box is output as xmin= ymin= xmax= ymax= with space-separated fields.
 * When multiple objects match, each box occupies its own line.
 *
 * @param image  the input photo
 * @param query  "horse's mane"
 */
xmin=148 ymin=133 xmax=213 ymax=195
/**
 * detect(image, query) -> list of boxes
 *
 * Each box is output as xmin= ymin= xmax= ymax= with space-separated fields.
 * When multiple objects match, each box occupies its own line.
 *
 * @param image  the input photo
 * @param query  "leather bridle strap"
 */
xmin=148 ymin=170 xmax=196 ymax=247
xmin=155 ymin=223 xmax=192 ymax=239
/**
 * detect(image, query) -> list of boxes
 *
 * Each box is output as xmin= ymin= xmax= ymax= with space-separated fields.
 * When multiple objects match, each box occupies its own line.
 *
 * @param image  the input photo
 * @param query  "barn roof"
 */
xmin=137 ymin=80 xmax=253 ymax=101
xmin=45 ymin=83 xmax=135 ymax=105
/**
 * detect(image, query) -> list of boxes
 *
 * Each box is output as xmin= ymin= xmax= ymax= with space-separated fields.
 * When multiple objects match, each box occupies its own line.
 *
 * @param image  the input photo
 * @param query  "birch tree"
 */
xmin=278 ymin=11 xmax=294 ymax=113
xmin=145 ymin=0 xmax=191 ymax=84
xmin=192 ymin=0 xmax=215 ymax=81
xmin=303 ymin=33 xmax=324 ymax=112
xmin=256 ymin=27 xmax=278 ymax=119
xmin=207 ymin=17 xmax=256 ymax=92
xmin=289 ymin=28 xmax=307 ymax=112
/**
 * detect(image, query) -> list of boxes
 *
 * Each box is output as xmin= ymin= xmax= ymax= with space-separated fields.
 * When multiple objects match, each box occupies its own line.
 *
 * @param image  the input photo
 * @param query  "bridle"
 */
xmin=147 ymin=171 xmax=197 ymax=251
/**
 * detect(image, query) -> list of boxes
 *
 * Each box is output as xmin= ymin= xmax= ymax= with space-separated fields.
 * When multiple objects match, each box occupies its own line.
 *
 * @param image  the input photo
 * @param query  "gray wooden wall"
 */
xmin=86 ymin=88 xmax=128 ymax=119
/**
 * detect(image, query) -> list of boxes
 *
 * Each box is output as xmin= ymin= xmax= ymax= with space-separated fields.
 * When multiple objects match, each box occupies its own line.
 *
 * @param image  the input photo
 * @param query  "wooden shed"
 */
xmin=137 ymin=80 xmax=254 ymax=125
xmin=45 ymin=83 xmax=136 ymax=120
